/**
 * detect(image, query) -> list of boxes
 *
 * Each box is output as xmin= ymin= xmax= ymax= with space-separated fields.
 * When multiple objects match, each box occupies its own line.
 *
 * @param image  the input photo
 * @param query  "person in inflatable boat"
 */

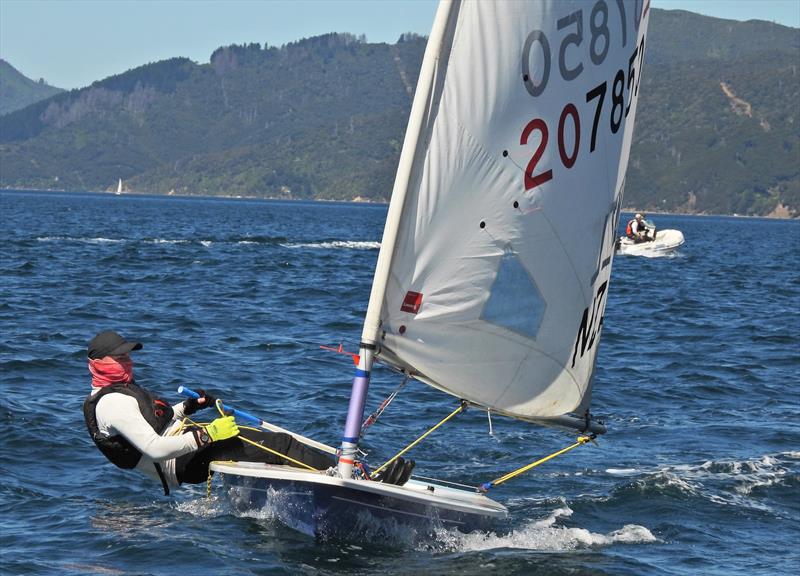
xmin=626 ymin=213 xmax=652 ymax=243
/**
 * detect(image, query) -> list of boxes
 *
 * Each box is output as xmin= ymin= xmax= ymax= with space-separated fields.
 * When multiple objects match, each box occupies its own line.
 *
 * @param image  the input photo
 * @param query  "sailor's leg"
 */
xmin=240 ymin=431 xmax=336 ymax=470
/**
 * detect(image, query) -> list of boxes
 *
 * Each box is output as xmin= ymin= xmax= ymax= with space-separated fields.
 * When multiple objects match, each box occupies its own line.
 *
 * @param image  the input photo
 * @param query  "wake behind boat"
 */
xmin=207 ymin=0 xmax=652 ymax=539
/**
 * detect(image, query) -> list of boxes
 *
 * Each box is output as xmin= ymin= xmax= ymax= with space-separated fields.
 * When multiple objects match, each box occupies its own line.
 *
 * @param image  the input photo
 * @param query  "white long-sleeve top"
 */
xmin=92 ymin=387 xmax=201 ymax=488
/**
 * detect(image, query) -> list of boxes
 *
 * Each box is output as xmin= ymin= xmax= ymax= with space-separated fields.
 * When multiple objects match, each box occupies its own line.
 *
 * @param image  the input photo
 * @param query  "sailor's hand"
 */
xmin=205 ymin=415 xmax=239 ymax=442
xmin=184 ymin=389 xmax=217 ymax=415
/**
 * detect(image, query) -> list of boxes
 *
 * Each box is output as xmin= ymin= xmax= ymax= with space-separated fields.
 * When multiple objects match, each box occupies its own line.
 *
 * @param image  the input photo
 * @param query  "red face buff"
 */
xmin=88 ymin=355 xmax=134 ymax=387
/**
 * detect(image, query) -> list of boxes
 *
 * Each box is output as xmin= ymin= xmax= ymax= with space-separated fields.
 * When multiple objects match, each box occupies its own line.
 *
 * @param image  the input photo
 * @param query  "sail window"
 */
xmin=481 ymin=250 xmax=545 ymax=339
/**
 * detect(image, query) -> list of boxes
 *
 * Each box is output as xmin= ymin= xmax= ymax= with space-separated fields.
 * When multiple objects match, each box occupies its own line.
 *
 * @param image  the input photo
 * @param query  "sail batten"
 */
xmin=365 ymin=0 xmax=650 ymax=422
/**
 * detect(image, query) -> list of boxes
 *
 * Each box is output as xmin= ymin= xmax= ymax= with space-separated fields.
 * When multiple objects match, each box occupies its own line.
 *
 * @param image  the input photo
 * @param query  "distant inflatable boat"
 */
xmin=616 ymin=227 xmax=685 ymax=256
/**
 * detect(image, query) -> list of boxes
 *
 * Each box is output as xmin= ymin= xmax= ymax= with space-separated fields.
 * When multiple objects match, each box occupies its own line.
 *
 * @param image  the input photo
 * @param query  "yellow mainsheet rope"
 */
xmin=179 ymin=403 xmax=320 ymax=472
xmin=213 ymin=395 xmax=320 ymax=470
xmin=480 ymin=434 xmax=594 ymax=492
xmin=236 ymin=427 xmax=318 ymax=471
xmin=370 ymin=401 xmax=468 ymax=478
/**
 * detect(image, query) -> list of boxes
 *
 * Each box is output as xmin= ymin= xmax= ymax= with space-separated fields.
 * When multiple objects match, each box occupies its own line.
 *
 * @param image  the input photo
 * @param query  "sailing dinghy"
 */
xmin=208 ymin=0 xmax=651 ymax=538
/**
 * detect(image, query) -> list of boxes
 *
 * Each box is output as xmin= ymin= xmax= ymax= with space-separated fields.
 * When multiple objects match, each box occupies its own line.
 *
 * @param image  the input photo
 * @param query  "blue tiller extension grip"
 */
xmin=177 ymin=386 xmax=338 ymax=455
xmin=177 ymin=385 xmax=263 ymax=426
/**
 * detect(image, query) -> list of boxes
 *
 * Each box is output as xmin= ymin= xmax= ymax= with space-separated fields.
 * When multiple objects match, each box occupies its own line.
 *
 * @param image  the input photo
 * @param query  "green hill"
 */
xmin=0 ymin=34 xmax=421 ymax=200
xmin=0 ymin=59 xmax=64 ymax=116
xmin=0 ymin=11 xmax=797 ymax=217
xmin=626 ymin=10 xmax=799 ymax=217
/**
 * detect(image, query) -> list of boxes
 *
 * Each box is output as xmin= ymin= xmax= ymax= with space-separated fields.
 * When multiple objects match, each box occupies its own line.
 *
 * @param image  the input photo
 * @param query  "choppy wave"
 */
xmin=180 ymin=489 xmax=321 ymax=539
xmin=283 ymin=240 xmax=381 ymax=250
xmin=34 ymin=235 xmax=376 ymax=249
xmin=671 ymin=452 xmax=798 ymax=506
xmin=174 ymin=494 xmax=229 ymax=519
xmin=618 ymin=249 xmax=684 ymax=259
xmin=36 ymin=235 xmax=124 ymax=243
xmin=609 ymin=451 xmax=798 ymax=515
xmin=428 ymin=506 xmax=656 ymax=552
xmin=606 ymin=468 xmax=640 ymax=476
xmin=144 ymin=238 xmax=191 ymax=244
xmin=37 ymin=235 xmax=192 ymax=245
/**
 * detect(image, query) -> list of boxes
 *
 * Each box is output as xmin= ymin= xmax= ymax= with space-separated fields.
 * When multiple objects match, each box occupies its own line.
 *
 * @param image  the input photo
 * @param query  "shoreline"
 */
xmin=2 ymin=187 xmax=796 ymax=220
xmin=0 ymin=186 xmax=390 ymax=206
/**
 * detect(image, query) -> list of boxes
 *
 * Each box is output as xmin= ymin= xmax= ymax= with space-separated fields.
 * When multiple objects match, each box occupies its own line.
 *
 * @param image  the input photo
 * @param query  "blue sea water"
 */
xmin=1 ymin=189 xmax=798 ymax=576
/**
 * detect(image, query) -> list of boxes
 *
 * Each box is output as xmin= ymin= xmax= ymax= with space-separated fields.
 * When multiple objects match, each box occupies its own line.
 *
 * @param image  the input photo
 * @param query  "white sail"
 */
xmin=364 ymin=0 xmax=651 ymax=422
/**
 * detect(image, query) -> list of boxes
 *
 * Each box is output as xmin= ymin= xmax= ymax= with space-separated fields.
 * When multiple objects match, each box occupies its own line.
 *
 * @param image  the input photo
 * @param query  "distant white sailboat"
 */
xmin=203 ymin=0 xmax=653 ymax=538
xmin=115 ymin=179 xmax=123 ymax=195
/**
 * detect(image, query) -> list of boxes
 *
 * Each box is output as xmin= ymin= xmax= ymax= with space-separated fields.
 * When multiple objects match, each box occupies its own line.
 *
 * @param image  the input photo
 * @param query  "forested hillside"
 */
xmin=627 ymin=10 xmax=799 ymax=216
xmin=0 ymin=59 xmax=63 ymax=116
xmin=0 ymin=10 xmax=797 ymax=216
xmin=0 ymin=34 xmax=421 ymax=201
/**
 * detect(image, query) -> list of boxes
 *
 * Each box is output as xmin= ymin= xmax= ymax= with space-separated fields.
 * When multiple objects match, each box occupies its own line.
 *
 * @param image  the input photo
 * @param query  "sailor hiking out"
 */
xmin=83 ymin=330 xmax=349 ymax=494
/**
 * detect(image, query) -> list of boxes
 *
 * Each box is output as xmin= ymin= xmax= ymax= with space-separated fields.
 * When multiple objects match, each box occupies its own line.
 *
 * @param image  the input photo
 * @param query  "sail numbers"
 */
xmin=519 ymin=0 xmax=648 ymax=192
xmin=522 ymin=0 xmax=646 ymax=95
xmin=571 ymin=280 xmax=608 ymax=368
xmin=519 ymin=41 xmax=644 ymax=191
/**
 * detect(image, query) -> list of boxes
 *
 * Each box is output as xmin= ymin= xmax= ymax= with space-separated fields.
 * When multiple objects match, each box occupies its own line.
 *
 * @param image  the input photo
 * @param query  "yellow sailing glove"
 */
xmin=205 ymin=415 xmax=239 ymax=442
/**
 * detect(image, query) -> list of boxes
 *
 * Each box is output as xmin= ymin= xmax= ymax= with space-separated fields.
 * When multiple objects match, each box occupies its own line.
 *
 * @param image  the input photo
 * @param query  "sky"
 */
xmin=1 ymin=0 xmax=798 ymax=90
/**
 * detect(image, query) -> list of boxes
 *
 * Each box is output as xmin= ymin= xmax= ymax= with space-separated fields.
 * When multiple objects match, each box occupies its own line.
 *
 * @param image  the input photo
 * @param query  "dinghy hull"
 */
xmin=210 ymin=461 xmax=507 ymax=539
